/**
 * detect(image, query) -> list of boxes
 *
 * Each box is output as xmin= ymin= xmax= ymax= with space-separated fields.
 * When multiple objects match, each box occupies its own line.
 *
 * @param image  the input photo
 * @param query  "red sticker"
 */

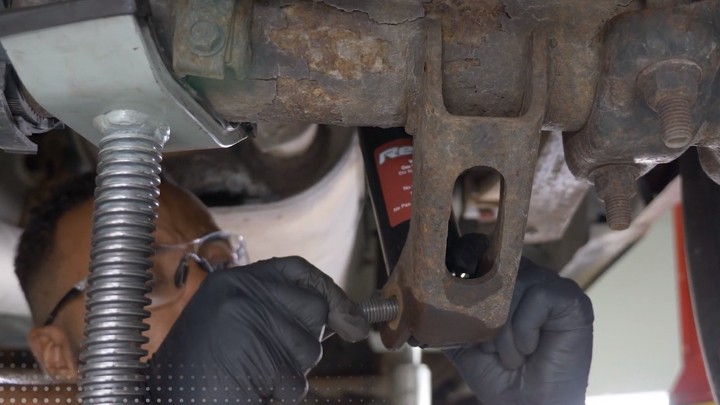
xmin=374 ymin=138 xmax=413 ymax=227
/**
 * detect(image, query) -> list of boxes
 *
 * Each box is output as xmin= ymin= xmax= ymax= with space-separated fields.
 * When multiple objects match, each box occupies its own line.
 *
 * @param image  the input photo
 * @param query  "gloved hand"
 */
xmin=147 ymin=256 xmax=370 ymax=402
xmin=445 ymin=234 xmax=594 ymax=405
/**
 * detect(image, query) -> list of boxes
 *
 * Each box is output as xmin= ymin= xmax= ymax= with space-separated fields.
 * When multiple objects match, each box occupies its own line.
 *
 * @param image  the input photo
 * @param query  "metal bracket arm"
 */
xmin=381 ymin=23 xmax=549 ymax=348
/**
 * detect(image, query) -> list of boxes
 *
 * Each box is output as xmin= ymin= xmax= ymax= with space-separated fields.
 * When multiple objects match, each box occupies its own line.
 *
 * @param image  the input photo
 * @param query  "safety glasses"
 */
xmin=43 ymin=231 xmax=249 ymax=326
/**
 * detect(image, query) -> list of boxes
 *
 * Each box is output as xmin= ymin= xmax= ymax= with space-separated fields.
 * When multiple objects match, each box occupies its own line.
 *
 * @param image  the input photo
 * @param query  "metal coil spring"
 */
xmin=79 ymin=112 xmax=166 ymax=404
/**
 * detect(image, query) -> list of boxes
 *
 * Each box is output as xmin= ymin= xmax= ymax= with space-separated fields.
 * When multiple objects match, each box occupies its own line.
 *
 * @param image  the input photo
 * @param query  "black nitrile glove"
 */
xmin=445 ymin=235 xmax=594 ymax=405
xmin=147 ymin=257 xmax=370 ymax=403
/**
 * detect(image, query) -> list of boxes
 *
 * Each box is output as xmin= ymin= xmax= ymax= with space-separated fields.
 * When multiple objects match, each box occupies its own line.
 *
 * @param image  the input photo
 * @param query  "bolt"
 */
xmin=189 ymin=21 xmax=225 ymax=56
xmin=638 ymin=59 xmax=702 ymax=149
xmin=591 ymin=164 xmax=639 ymax=231
xmin=358 ymin=297 xmax=399 ymax=324
xmin=657 ymin=97 xmax=693 ymax=148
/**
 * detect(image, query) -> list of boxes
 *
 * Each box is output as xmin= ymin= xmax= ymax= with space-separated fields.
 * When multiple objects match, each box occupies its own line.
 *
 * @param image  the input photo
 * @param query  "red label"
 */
xmin=374 ymin=138 xmax=413 ymax=227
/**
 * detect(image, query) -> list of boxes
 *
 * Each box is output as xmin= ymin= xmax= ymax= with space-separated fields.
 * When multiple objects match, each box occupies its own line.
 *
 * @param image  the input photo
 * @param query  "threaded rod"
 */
xmin=358 ymin=297 xmax=399 ymax=324
xmin=657 ymin=97 xmax=693 ymax=149
xmin=603 ymin=194 xmax=632 ymax=231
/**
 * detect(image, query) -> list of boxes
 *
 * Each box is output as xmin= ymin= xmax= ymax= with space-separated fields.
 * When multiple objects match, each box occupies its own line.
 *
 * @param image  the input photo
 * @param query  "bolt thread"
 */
xmin=78 ymin=129 xmax=164 ymax=403
xmin=604 ymin=194 xmax=632 ymax=231
xmin=657 ymin=97 xmax=693 ymax=149
xmin=358 ymin=297 xmax=399 ymax=324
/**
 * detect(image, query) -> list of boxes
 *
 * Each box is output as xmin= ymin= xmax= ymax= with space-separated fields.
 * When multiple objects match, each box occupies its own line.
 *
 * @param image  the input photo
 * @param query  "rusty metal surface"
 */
xmin=562 ymin=1 xmax=720 ymax=229
xmin=525 ymin=131 xmax=590 ymax=244
xmin=565 ymin=1 xmax=720 ymax=181
xmin=591 ymin=164 xmax=640 ymax=231
xmin=638 ymin=59 xmax=702 ymax=149
xmin=378 ymin=22 xmax=548 ymax=349
xmin=8 ymin=0 xmax=720 ymax=351
xmin=145 ymin=0 xmax=640 ymax=130
xmin=172 ymin=0 xmax=252 ymax=79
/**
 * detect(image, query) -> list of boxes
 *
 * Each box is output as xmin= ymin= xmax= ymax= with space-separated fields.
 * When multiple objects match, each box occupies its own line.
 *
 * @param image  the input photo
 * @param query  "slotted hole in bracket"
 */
xmin=447 ymin=166 xmax=504 ymax=280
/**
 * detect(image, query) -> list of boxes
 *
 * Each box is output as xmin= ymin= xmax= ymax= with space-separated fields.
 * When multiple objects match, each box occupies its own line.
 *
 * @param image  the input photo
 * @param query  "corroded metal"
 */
xmin=638 ymin=59 xmax=702 ymax=149
xmin=379 ymin=23 xmax=548 ymax=348
xmin=148 ymin=0 xmax=639 ymax=130
xmin=565 ymin=2 xmax=720 ymax=182
xmin=172 ymin=0 xmax=252 ymax=79
xmin=7 ymin=0 xmax=720 ymax=352
xmin=591 ymin=164 xmax=640 ymax=231
xmin=563 ymin=1 xmax=720 ymax=229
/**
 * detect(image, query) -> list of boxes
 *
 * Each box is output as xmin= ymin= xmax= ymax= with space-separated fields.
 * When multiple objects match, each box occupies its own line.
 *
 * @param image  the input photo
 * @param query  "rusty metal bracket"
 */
xmin=563 ymin=1 xmax=720 ymax=230
xmin=380 ymin=22 xmax=548 ymax=349
xmin=173 ymin=0 xmax=252 ymax=79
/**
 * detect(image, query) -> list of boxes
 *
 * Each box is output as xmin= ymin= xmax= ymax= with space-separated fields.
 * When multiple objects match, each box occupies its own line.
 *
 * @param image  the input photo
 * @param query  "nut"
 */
xmin=638 ymin=59 xmax=702 ymax=149
xmin=638 ymin=59 xmax=702 ymax=110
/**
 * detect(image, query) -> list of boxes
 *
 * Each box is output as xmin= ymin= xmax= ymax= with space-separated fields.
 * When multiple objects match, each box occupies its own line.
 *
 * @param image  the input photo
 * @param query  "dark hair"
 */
xmin=14 ymin=172 xmax=96 ymax=318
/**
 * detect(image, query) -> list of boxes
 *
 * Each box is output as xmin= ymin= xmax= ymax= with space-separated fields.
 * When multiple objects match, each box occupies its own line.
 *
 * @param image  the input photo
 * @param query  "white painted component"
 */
xmin=0 ymin=221 xmax=30 ymax=317
xmin=586 ymin=210 xmax=682 ymax=396
xmin=587 ymin=391 xmax=669 ymax=405
xmin=0 ymin=15 xmax=245 ymax=152
xmin=210 ymin=137 xmax=365 ymax=289
xmin=392 ymin=348 xmax=432 ymax=405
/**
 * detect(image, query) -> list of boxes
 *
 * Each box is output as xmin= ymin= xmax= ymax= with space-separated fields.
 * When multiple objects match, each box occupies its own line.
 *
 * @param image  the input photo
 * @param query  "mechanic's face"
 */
xmin=26 ymin=182 xmax=223 ymax=382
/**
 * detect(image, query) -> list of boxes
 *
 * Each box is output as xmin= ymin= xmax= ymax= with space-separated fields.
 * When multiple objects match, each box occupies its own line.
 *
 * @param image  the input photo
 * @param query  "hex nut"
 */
xmin=638 ymin=59 xmax=702 ymax=149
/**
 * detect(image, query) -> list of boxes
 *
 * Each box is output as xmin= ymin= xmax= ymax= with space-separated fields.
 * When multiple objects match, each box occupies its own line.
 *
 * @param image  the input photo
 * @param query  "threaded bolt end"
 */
xmin=358 ymin=297 xmax=399 ymax=324
xmin=604 ymin=194 xmax=632 ymax=231
xmin=657 ymin=97 xmax=693 ymax=149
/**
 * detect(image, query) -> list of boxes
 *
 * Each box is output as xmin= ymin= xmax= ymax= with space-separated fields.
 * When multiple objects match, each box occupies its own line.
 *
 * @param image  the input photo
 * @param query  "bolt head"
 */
xmin=638 ymin=59 xmax=702 ymax=110
xmin=189 ymin=21 xmax=225 ymax=56
xmin=591 ymin=165 xmax=638 ymax=200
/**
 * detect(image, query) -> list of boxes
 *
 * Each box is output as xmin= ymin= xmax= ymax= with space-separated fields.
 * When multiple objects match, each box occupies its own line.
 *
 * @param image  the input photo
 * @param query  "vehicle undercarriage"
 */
xmin=0 ymin=0 xmax=719 ymax=402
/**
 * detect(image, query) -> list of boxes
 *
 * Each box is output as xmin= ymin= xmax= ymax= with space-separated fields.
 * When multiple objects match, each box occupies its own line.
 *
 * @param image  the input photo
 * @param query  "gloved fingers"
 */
xmin=520 ymin=280 xmax=593 ymax=401
xmin=270 ymin=256 xmax=369 ymax=342
xmin=269 ymin=313 xmax=324 ymax=372
xmin=471 ymin=264 xmax=535 ymax=360
xmin=528 ymin=328 xmax=593 ymax=372
xmin=479 ymin=339 xmax=497 ymax=354
xmin=525 ymin=327 xmax=593 ymax=403
xmin=270 ymin=366 xmax=310 ymax=401
xmin=541 ymin=278 xmax=594 ymax=331
xmin=504 ymin=260 xmax=548 ymax=325
xmin=270 ymin=283 xmax=329 ymax=339
xmin=512 ymin=276 xmax=592 ymax=356
xmin=511 ymin=284 xmax=551 ymax=355
xmin=445 ymin=344 xmax=518 ymax=402
xmin=494 ymin=322 xmax=525 ymax=370
xmin=213 ymin=297 xmax=322 ymax=374
xmin=445 ymin=345 xmax=506 ymax=380
xmin=327 ymin=299 xmax=370 ymax=343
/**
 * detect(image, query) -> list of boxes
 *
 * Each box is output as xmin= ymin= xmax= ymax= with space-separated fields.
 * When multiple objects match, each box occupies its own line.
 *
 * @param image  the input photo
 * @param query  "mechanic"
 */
xmin=13 ymin=172 xmax=594 ymax=404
